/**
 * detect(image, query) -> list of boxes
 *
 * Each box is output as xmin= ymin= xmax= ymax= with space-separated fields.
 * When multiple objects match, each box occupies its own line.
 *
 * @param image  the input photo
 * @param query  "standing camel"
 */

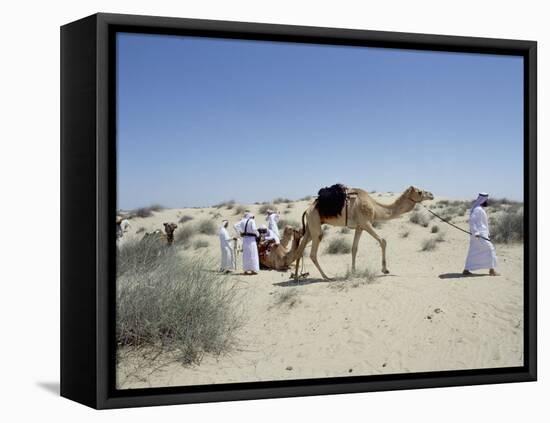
xmin=294 ymin=185 xmax=434 ymax=280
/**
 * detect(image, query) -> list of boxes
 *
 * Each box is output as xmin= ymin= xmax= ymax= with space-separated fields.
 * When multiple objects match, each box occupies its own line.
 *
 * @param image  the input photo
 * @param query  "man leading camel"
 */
xmin=463 ymin=193 xmax=499 ymax=276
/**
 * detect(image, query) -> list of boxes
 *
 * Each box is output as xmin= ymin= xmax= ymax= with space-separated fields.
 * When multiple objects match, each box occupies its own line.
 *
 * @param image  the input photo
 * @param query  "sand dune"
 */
xmin=117 ymin=194 xmax=523 ymax=389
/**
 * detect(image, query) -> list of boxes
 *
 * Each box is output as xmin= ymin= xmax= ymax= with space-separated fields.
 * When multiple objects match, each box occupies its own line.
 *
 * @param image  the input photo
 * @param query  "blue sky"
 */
xmin=117 ymin=32 xmax=524 ymax=209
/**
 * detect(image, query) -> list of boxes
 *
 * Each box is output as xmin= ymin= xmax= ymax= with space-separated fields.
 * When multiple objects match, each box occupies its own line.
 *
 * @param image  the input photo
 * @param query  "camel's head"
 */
xmin=163 ymin=222 xmax=178 ymax=238
xmin=282 ymin=225 xmax=294 ymax=239
xmin=407 ymin=186 xmax=434 ymax=203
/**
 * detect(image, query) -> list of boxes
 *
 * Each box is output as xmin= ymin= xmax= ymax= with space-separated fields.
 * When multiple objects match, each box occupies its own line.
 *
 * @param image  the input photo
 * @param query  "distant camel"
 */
xmin=294 ymin=185 xmax=434 ymax=280
xmin=141 ymin=222 xmax=178 ymax=246
xmin=259 ymin=226 xmax=303 ymax=270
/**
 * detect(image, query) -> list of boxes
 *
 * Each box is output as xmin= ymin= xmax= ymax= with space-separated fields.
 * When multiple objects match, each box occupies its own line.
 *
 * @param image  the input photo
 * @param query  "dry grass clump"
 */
xmin=116 ymin=241 xmax=243 ymax=365
xmin=491 ymin=208 xmax=523 ymax=243
xmin=273 ymin=288 xmax=300 ymax=308
xmin=178 ymin=215 xmax=194 ymax=224
xmin=273 ymin=197 xmax=292 ymax=204
xmin=197 ymin=219 xmax=217 ymax=235
xmin=278 ymin=218 xmax=300 ymax=229
xmin=326 ymin=237 xmax=351 ymax=254
xmin=399 ymin=229 xmax=410 ymax=238
xmin=193 ymin=239 xmax=209 ymax=249
xmin=134 ymin=207 xmax=154 ymax=218
xmin=213 ymin=200 xmax=236 ymax=209
xmin=421 ymin=238 xmax=437 ymax=251
xmin=409 ymin=210 xmax=429 ymax=227
xmin=175 ymin=225 xmax=196 ymax=245
xmin=343 ymin=267 xmax=377 ymax=283
xmin=431 ymin=225 xmax=440 ymax=233
xmin=258 ymin=204 xmax=275 ymax=214
xmin=233 ymin=205 xmax=246 ymax=216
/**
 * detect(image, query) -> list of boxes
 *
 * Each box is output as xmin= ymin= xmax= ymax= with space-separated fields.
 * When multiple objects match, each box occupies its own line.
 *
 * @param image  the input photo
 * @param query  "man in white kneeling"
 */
xmin=463 ymin=192 xmax=499 ymax=276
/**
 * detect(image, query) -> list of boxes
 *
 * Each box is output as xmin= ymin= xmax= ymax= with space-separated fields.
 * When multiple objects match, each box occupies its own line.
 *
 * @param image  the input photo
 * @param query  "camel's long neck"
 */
xmin=373 ymin=192 xmax=416 ymax=221
xmin=286 ymin=236 xmax=302 ymax=263
xmin=280 ymin=233 xmax=292 ymax=248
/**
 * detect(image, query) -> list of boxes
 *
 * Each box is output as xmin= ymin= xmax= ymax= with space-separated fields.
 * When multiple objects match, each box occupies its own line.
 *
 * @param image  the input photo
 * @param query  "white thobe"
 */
xmin=465 ymin=206 xmax=498 ymax=271
xmin=234 ymin=218 xmax=260 ymax=272
xmin=264 ymin=228 xmax=280 ymax=245
xmin=267 ymin=213 xmax=280 ymax=237
xmin=218 ymin=227 xmax=234 ymax=271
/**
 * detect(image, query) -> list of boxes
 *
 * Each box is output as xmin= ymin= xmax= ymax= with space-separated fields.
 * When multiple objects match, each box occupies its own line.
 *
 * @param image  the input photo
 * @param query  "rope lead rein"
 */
xmin=419 ymin=204 xmax=491 ymax=242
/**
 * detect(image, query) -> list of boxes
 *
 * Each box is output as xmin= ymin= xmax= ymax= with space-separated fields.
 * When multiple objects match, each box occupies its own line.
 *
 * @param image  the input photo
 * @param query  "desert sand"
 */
xmin=116 ymin=193 xmax=524 ymax=389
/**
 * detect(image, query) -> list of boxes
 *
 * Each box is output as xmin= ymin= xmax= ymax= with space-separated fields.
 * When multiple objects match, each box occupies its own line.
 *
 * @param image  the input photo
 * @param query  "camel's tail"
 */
xmin=301 ymin=210 xmax=307 ymax=236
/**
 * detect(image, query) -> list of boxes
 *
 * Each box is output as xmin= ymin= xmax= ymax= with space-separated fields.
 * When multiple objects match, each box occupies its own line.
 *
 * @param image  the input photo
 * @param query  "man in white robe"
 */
xmin=218 ymin=220 xmax=235 ymax=273
xmin=463 ymin=193 xmax=499 ymax=276
xmin=234 ymin=212 xmax=260 ymax=275
xmin=259 ymin=224 xmax=280 ymax=245
xmin=266 ymin=209 xmax=280 ymax=238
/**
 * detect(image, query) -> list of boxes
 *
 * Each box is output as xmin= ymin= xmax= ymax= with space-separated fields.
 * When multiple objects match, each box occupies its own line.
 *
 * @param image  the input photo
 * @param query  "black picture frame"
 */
xmin=60 ymin=12 xmax=537 ymax=409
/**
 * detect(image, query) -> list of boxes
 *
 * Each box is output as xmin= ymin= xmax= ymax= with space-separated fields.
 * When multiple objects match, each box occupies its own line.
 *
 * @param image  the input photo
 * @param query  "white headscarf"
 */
xmin=470 ymin=192 xmax=489 ymax=214
xmin=244 ymin=212 xmax=252 ymax=219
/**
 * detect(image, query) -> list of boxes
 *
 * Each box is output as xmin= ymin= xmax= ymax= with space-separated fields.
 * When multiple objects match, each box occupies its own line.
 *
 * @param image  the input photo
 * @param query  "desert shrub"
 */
xmin=213 ymin=200 xmax=235 ymax=209
xmin=299 ymin=195 xmax=312 ymax=201
xmin=193 ymin=239 xmax=209 ymax=249
xmin=178 ymin=215 xmax=194 ymax=224
xmin=197 ymin=219 xmax=217 ymax=235
xmin=258 ymin=204 xmax=275 ymax=214
xmin=286 ymin=203 xmax=294 ymax=209
xmin=175 ymin=225 xmax=196 ymax=245
xmin=491 ymin=209 xmax=523 ymax=243
xmin=278 ymin=218 xmax=300 ymax=229
xmin=134 ymin=207 xmax=153 ymax=218
xmin=233 ymin=205 xmax=246 ymax=216
xmin=341 ymin=266 xmax=377 ymax=283
xmin=150 ymin=204 xmax=164 ymax=212
xmin=409 ymin=210 xmax=429 ymax=227
xmin=116 ymin=243 xmax=243 ymax=365
xmin=339 ymin=227 xmax=351 ymax=234
xmin=273 ymin=197 xmax=292 ymax=204
xmin=399 ymin=229 xmax=410 ymax=238
xmin=273 ymin=288 xmax=300 ymax=308
xmin=421 ymin=238 xmax=437 ymax=251
xmin=431 ymin=225 xmax=440 ymax=233
xmin=326 ymin=237 xmax=351 ymax=254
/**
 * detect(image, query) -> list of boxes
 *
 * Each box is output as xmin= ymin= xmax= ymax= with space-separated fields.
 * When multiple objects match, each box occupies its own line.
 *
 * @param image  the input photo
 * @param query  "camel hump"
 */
xmin=315 ymin=183 xmax=347 ymax=218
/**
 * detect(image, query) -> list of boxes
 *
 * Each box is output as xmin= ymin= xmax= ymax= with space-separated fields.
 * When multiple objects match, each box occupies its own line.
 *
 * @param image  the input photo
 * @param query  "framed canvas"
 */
xmin=60 ymin=13 xmax=537 ymax=409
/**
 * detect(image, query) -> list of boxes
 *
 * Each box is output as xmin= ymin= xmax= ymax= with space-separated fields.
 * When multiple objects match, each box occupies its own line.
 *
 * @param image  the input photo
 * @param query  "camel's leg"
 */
xmin=351 ymin=228 xmax=363 ymax=273
xmin=309 ymin=228 xmax=331 ymax=280
xmin=363 ymin=222 xmax=389 ymax=274
xmin=293 ymin=231 xmax=311 ymax=279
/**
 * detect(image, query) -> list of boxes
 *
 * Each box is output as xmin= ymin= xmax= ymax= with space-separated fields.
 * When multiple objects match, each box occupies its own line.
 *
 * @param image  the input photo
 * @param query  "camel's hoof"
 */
xmin=382 ymin=269 xmax=390 ymax=274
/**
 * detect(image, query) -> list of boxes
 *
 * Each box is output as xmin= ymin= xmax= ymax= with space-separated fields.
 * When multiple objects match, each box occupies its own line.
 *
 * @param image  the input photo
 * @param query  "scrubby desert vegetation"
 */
xmin=116 ymin=239 xmax=244 ymax=368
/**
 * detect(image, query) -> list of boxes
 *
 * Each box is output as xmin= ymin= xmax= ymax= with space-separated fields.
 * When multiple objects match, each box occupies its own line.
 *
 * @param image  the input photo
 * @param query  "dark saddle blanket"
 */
xmin=315 ymin=184 xmax=348 ymax=218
